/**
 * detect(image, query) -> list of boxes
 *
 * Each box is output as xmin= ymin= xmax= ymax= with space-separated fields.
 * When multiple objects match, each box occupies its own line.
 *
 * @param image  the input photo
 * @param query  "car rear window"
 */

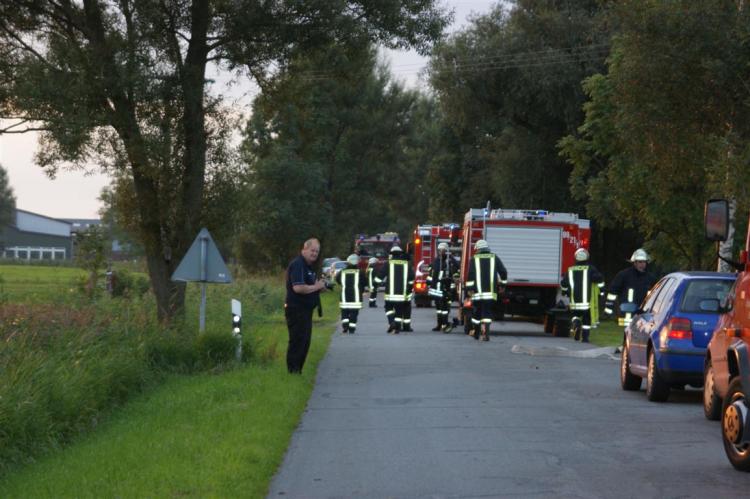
xmin=679 ymin=279 xmax=733 ymax=313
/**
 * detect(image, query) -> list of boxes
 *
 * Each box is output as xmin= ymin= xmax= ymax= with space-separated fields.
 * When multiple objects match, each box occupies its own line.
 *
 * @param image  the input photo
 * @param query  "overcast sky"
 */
xmin=0 ymin=0 xmax=498 ymax=219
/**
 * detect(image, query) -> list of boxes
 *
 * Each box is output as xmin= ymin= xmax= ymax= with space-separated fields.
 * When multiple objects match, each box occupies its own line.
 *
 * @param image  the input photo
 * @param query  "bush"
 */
xmin=109 ymin=269 xmax=150 ymax=298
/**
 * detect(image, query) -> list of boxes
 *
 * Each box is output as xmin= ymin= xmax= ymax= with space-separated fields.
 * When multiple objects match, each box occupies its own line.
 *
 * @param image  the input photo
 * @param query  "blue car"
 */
xmin=620 ymin=271 xmax=735 ymax=402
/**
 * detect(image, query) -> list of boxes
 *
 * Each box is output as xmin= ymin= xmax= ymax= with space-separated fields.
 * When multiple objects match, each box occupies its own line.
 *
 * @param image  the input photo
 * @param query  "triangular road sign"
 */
xmin=171 ymin=228 xmax=232 ymax=283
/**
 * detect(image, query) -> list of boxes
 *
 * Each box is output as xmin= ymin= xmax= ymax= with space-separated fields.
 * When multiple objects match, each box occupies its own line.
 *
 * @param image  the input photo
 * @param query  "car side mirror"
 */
xmin=705 ymin=199 xmax=729 ymax=242
xmin=698 ymin=299 xmax=720 ymax=313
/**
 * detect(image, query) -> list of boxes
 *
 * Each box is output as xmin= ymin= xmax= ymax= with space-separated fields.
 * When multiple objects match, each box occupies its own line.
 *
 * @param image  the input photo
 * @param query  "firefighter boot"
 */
xmin=432 ymin=318 xmax=442 ymax=332
xmin=582 ymin=328 xmax=590 ymax=343
xmin=571 ymin=318 xmax=582 ymax=342
xmin=481 ymin=324 xmax=490 ymax=342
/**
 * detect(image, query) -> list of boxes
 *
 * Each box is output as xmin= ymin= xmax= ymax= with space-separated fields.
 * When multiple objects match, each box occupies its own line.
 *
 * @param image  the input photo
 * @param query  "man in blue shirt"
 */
xmin=285 ymin=238 xmax=328 ymax=373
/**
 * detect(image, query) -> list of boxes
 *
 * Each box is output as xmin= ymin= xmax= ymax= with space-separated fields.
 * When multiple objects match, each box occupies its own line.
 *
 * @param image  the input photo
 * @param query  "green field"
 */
xmin=0 ymin=265 xmax=86 ymax=302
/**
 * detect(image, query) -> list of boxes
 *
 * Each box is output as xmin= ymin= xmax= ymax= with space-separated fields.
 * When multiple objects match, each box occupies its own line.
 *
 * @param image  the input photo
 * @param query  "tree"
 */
xmin=0 ymin=1 xmax=449 ymax=321
xmin=560 ymin=0 xmax=750 ymax=270
xmin=0 ymin=163 xmax=15 ymax=229
xmin=428 ymin=0 xmax=609 ymax=215
xmin=239 ymin=42 xmax=437 ymax=266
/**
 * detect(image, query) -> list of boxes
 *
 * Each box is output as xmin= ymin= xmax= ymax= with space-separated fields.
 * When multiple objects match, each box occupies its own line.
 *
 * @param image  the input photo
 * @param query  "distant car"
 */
xmin=322 ymin=257 xmax=340 ymax=270
xmin=323 ymin=260 xmax=348 ymax=280
xmin=620 ymin=271 xmax=735 ymax=402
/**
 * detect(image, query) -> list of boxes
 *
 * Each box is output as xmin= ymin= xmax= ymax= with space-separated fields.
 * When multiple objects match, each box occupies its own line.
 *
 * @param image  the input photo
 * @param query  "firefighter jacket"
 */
xmin=427 ymin=255 xmax=459 ymax=298
xmin=336 ymin=266 xmax=365 ymax=309
xmin=376 ymin=257 xmax=414 ymax=302
xmin=561 ymin=263 xmax=604 ymax=311
xmin=605 ymin=266 xmax=657 ymax=315
xmin=466 ymin=252 xmax=508 ymax=301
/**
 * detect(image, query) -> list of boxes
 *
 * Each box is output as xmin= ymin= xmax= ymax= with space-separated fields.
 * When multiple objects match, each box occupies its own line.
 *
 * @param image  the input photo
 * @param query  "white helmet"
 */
xmin=346 ymin=254 xmax=359 ymax=266
xmin=390 ymin=245 xmax=403 ymax=254
xmin=368 ymin=257 xmax=377 ymax=265
xmin=437 ymin=242 xmax=449 ymax=251
xmin=474 ymin=239 xmax=489 ymax=251
xmin=629 ymin=248 xmax=650 ymax=262
xmin=574 ymin=248 xmax=589 ymax=262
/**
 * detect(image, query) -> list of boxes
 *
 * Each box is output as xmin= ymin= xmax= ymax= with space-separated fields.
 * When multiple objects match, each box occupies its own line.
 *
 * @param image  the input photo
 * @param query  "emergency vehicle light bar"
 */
xmin=466 ymin=208 xmax=585 ymax=224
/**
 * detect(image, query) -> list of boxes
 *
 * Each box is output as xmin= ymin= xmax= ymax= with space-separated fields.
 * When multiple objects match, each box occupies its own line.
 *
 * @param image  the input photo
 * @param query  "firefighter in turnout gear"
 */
xmin=376 ymin=245 xmax=415 ymax=333
xmin=428 ymin=242 xmax=459 ymax=333
xmin=366 ymin=257 xmax=379 ymax=308
xmin=605 ymin=248 xmax=656 ymax=327
xmin=466 ymin=239 xmax=508 ymax=342
xmin=336 ymin=254 xmax=365 ymax=334
xmin=561 ymin=248 xmax=604 ymax=342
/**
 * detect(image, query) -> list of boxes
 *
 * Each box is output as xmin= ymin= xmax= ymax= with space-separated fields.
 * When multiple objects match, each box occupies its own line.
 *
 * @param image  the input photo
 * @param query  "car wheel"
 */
xmin=704 ymin=359 xmax=722 ymax=421
xmin=620 ymin=342 xmax=642 ymax=391
xmin=646 ymin=349 xmax=670 ymax=402
xmin=722 ymin=377 xmax=750 ymax=471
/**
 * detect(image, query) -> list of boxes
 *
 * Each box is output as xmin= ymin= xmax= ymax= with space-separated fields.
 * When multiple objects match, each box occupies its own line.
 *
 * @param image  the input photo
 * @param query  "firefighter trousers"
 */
xmin=434 ymin=295 xmax=450 ymax=326
xmin=385 ymin=300 xmax=412 ymax=331
xmin=570 ymin=309 xmax=592 ymax=342
xmin=340 ymin=308 xmax=360 ymax=333
xmin=368 ymin=287 xmax=378 ymax=307
xmin=471 ymin=299 xmax=494 ymax=336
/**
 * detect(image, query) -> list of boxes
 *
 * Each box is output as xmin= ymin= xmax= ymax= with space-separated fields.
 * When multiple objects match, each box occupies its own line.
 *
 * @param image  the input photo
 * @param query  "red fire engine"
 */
xmin=409 ymin=223 xmax=462 ymax=307
xmin=459 ymin=208 xmax=591 ymax=327
xmin=353 ymin=232 xmax=400 ymax=272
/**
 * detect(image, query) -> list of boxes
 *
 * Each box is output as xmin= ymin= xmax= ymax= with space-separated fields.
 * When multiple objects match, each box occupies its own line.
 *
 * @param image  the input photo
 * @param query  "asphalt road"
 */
xmin=267 ymin=299 xmax=749 ymax=499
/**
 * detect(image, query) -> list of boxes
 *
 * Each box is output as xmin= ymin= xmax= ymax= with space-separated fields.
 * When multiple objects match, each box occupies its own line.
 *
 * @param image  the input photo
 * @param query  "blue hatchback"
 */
xmin=620 ymin=271 xmax=735 ymax=402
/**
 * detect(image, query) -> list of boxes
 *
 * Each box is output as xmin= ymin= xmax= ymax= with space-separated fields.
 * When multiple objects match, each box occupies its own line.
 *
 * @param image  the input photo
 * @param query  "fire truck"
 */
xmin=459 ymin=207 xmax=591 ymax=328
xmin=353 ymin=232 xmax=400 ymax=273
xmin=408 ymin=224 xmax=462 ymax=307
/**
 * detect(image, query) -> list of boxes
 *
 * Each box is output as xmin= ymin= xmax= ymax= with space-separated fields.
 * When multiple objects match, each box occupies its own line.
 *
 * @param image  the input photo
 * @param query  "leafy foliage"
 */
xmin=560 ymin=0 xmax=750 ymax=269
xmin=0 ymin=0 xmax=449 ymax=319
xmin=239 ymin=43 xmax=438 ymax=266
xmin=0 ymin=163 xmax=15 ymax=230
xmin=427 ymin=0 xmax=609 ymax=219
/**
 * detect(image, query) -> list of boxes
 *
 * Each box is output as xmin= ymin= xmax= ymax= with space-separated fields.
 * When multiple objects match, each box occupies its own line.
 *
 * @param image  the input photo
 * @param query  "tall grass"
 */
xmin=0 ymin=266 xmax=320 ymax=479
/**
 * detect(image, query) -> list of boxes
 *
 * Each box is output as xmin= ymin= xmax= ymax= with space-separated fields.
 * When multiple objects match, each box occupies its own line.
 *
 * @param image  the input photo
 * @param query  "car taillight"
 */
xmin=667 ymin=317 xmax=692 ymax=340
xmin=415 ymin=282 xmax=425 ymax=290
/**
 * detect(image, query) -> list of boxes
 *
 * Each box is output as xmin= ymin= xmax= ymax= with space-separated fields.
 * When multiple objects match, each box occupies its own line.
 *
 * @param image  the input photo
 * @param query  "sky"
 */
xmin=0 ymin=0 xmax=498 ymax=220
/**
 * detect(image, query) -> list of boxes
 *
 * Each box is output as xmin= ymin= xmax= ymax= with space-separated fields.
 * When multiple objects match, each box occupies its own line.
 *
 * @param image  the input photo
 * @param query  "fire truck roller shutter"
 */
xmin=484 ymin=226 xmax=562 ymax=285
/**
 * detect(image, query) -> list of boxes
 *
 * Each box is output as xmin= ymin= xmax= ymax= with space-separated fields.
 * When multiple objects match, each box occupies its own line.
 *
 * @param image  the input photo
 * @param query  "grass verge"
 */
xmin=0 ymin=319 xmax=334 ymax=498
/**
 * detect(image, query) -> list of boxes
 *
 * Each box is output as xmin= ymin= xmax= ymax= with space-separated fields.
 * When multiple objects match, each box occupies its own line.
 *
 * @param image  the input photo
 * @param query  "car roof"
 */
xmin=662 ymin=271 xmax=736 ymax=280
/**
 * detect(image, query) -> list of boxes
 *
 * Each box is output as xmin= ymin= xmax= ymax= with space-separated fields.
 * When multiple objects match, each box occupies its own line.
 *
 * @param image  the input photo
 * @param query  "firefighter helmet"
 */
xmin=629 ymin=248 xmax=650 ymax=262
xmin=437 ymin=242 xmax=449 ymax=251
xmin=574 ymin=248 xmax=589 ymax=262
xmin=368 ymin=257 xmax=377 ymax=265
xmin=346 ymin=254 xmax=359 ymax=266
xmin=390 ymin=245 xmax=403 ymax=254
xmin=474 ymin=239 xmax=489 ymax=251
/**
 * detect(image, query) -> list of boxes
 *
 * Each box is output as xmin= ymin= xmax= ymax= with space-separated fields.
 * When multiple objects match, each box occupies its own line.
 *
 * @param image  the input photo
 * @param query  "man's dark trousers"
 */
xmin=285 ymin=305 xmax=313 ymax=373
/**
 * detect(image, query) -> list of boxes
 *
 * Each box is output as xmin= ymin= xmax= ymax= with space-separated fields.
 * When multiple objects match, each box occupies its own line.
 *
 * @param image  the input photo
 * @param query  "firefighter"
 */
xmin=336 ymin=254 xmax=365 ymax=334
xmin=466 ymin=239 xmax=508 ymax=342
xmin=605 ymin=248 xmax=656 ymax=328
xmin=561 ymin=248 xmax=605 ymax=343
xmin=366 ymin=257 xmax=379 ymax=308
xmin=428 ymin=242 xmax=459 ymax=333
xmin=376 ymin=245 xmax=414 ymax=334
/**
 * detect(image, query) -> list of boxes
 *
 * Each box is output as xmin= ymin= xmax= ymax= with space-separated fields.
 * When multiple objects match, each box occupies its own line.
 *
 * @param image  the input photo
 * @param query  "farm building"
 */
xmin=1 ymin=209 xmax=73 ymax=260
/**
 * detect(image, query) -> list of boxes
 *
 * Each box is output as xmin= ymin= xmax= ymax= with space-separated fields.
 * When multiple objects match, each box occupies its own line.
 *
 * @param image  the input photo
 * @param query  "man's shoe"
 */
xmin=432 ymin=325 xmax=441 ymax=332
xmin=443 ymin=324 xmax=453 ymax=333
xmin=387 ymin=325 xmax=395 ymax=334
xmin=481 ymin=334 xmax=490 ymax=342
xmin=403 ymin=327 xmax=413 ymax=332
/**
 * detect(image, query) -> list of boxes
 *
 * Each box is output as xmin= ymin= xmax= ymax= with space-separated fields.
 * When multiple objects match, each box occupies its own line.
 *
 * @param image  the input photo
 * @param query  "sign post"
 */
xmin=171 ymin=228 xmax=233 ymax=332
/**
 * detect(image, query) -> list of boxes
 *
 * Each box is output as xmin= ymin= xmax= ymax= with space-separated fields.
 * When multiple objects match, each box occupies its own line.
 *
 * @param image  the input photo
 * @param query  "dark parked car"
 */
xmin=620 ymin=271 xmax=735 ymax=402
